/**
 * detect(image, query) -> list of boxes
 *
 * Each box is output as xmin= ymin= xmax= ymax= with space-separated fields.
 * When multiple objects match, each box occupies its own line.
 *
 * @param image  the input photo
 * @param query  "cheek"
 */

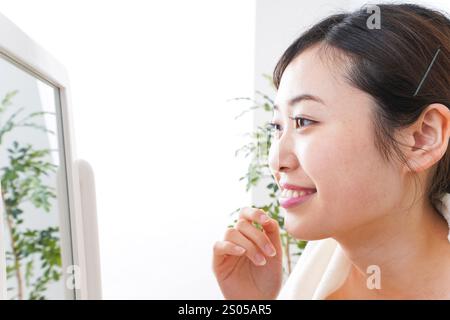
xmin=297 ymin=125 xmax=401 ymax=227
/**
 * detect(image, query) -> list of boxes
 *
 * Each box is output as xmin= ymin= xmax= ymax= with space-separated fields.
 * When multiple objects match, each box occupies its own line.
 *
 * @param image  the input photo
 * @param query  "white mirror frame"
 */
xmin=0 ymin=12 xmax=101 ymax=300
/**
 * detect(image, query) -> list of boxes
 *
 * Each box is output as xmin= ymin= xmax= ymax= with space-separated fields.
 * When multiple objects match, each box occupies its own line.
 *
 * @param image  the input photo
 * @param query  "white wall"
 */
xmin=0 ymin=0 xmax=255 ymax=299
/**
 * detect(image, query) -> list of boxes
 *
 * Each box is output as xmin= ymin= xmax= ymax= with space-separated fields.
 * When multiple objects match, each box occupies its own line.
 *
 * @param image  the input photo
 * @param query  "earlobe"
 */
xmin=406 ymin=152 xmax=434 ymax=173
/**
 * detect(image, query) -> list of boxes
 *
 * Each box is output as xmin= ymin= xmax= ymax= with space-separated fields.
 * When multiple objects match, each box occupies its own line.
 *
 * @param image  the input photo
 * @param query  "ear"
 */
xmin=402 ymin=103 xmax=450 ymax=174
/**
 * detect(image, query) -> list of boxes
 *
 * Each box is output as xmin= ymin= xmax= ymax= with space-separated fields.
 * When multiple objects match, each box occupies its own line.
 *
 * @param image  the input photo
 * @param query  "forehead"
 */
xmin=274 ymin=45 xmax=343 ymax=108
xmin=273 ymin=45 xmax=375 ymax=120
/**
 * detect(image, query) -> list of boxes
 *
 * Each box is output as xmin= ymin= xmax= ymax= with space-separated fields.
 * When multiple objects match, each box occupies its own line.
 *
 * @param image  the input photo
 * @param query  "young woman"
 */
xmin=212 ymin=3 xmax=450 ymax=299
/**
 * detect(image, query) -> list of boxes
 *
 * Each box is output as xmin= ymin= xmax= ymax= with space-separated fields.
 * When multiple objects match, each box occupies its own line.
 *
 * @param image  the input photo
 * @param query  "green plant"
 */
xmin=229 ymin=74 xmax=307 ymax=277
xmin=0 ymin=90 xmax=62 ymax=300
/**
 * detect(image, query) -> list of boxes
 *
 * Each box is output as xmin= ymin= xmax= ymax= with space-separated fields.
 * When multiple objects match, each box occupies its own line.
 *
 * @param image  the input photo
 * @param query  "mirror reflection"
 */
xmin=0 ymin=53 xmax=74 ymax=299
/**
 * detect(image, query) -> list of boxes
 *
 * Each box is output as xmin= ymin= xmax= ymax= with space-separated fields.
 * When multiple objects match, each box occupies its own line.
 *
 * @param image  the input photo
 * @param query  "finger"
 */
xmin=238 ymin=207 xmax=281 ymax=251
xmin=223 ymin=228 xmax=267 ymax=266
xmin=235 ymin=219 xmax=276 ymax=258
xmin=238 ymin=207 xmax=280 ymax=237
xmin=212 ymin=240 xmax=247 ymax=279
xmin=238 ymin=207 xmax=270 ymax=225
xmin=261 ymin=218 xmax=282 ymax=253
xmin=213 ymin=240 xmax=246 ymax=257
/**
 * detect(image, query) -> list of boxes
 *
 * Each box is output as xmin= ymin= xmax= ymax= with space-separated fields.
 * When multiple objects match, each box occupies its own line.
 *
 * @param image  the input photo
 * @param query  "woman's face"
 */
xmin=269 ymin=45 xmax=406 ymax=240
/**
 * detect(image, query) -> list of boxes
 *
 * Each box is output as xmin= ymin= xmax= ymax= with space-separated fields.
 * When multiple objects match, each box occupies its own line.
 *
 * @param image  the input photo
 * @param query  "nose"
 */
xmin=268 ymin=130 xmax=300 ymax=180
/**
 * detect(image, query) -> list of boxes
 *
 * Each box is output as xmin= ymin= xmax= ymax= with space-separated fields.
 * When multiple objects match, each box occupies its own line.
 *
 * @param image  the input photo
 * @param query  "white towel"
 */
xmin=277 ymin=192 xmax=450 ymax=300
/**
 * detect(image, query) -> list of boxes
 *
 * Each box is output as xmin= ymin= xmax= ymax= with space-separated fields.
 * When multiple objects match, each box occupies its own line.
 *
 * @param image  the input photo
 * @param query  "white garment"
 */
xmin=277 ymin=193 xmax=450 ymax=300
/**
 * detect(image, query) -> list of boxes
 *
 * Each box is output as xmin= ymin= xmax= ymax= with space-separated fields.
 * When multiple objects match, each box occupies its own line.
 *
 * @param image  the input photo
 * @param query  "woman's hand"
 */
xmin=212 ymin=207 xmax=283 ymax=300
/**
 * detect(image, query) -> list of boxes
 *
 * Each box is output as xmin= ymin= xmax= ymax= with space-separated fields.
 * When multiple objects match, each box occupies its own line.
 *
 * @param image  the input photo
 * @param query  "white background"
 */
xmin=0 ymin=0 xmax=255 ymax=299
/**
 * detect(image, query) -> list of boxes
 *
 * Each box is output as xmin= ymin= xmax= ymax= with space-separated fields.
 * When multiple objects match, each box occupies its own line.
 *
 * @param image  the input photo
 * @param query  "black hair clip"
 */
xmin=413 ymin=47 xmax=441 ymax=97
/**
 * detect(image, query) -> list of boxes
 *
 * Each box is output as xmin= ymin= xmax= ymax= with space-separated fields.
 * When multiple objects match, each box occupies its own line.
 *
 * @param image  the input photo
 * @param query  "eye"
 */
xmin=266 ymin=122 xmax=282 ymax=138
xmin=288 ymin=116 xmax=316 ymax=129
xmin=267 ymin=122 xmax=281 ymax=132
xmin=266 ymin=116 xmax=316 ymax=139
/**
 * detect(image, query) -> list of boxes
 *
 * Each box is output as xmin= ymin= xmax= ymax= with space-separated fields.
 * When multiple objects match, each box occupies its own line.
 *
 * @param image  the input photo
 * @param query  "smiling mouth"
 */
xmin=279 ymin=189 xmax=317 ymax=209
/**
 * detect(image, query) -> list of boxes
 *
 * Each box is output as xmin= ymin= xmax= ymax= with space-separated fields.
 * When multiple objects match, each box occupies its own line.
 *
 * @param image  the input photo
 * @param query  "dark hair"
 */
xmin=273 ymin=3 xmax=450 ymax=214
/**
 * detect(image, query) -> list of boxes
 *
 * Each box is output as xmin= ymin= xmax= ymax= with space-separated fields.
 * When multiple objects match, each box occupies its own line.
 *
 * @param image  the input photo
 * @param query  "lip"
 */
xmin=280 ymin=183 xmax=316 ymax=192
xmin=279 ymin=191 xmax=316 ymax=209
xmin=278 ymin=182 xmax=317 ymax=209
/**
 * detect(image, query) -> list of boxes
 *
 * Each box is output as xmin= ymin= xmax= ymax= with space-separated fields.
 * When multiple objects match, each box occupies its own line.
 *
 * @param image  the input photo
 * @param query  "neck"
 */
xmin=334 ymin=197 xmax=450 ymax=298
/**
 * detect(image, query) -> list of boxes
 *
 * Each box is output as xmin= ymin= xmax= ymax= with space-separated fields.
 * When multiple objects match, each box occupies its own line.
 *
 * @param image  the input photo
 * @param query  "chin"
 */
xmin=284 ymin=210 xmax=332 ymax=241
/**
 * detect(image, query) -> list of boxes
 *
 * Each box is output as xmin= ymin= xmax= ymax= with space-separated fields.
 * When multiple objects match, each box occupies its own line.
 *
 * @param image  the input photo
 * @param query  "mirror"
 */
xmin=0 ymin=52 xmax=74 ymax=300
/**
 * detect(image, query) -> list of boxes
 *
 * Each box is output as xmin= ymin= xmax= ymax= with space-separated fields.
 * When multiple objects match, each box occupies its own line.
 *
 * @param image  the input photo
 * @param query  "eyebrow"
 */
xmin=273 ymin=94 xmax=325 ymax=111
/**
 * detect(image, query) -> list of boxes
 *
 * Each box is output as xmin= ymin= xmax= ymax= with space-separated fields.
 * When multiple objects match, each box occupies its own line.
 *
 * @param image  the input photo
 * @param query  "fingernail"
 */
xmin=233 ymin=246 xmax=246 ymax=254
xmin=259 ymin=214 xmax=269 ymax=224
xmin=254 ymin=253 xmax=266 ymax=266
xmin=264 ymin=244 xmax=276 ymax=257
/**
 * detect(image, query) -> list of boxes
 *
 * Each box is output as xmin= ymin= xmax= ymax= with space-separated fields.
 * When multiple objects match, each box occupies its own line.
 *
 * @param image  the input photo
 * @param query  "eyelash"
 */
xmin=267 ymin=116 xmax=316 ymax=134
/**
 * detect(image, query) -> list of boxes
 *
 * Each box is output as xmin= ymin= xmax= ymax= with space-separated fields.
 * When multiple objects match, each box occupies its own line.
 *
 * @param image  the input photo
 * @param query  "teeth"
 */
xmin=280 ymin=188 xmax=316 ymax=198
